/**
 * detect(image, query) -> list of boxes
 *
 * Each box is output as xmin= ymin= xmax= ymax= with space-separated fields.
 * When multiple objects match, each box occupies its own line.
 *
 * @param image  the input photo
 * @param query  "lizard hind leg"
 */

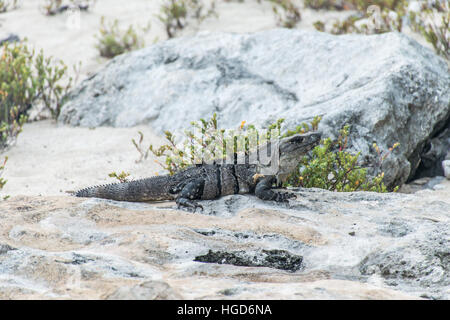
xmin=175 ymin=178 xmax=205 ymax=212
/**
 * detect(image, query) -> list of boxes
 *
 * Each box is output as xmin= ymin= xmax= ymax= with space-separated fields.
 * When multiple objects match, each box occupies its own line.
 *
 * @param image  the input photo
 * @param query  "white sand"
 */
xmin=0 ymin=0 xmax=442 ymax=197
xmin=2 ymin=120 xmax=166 ymax=196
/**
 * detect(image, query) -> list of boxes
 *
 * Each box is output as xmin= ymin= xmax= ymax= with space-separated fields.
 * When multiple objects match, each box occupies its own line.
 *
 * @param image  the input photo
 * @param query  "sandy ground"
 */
xmin=0 ymin=0 xmax=443 ymax=197
xmin=2 ymin=120 xmax=166 ymax=196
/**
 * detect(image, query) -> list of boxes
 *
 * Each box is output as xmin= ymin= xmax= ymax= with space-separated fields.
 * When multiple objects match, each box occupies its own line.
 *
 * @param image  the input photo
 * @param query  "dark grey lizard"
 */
xmin=75 ymin=132 xmax=321 ymax=210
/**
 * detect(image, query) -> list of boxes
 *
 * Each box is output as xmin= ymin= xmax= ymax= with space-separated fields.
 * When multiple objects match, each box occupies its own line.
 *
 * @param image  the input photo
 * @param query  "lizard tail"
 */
xmin=75 ymin=176 xmax=175 ymax=202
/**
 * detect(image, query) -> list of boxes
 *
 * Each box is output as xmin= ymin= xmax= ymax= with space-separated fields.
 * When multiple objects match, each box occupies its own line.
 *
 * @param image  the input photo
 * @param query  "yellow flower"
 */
xmin=240 ymin=121 xmax=246 ymax=129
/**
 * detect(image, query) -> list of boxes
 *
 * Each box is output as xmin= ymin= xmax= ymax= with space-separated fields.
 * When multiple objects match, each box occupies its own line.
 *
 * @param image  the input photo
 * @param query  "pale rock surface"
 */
xmin=443 ymin=160 xmax=450 ymax=180
xmin=1 ymin=180 xmax=449 ymax=300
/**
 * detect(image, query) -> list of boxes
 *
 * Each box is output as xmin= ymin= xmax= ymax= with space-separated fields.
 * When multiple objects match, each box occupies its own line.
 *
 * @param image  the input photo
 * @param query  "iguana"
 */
xmin=75 ymin=132 xmax=321 ymax=210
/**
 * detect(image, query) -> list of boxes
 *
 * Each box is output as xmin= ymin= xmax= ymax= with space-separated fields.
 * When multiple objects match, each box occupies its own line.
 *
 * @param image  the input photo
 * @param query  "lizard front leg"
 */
xmin=255 ymin=176 xmax=296 ymax=202
xmin=175 ymin=178 xmax=205 ymax=212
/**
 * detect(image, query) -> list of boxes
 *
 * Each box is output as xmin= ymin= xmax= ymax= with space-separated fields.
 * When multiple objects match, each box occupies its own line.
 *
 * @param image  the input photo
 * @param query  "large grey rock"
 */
xmin=443 ymin=160 xmax=450 ymax=179
xmin=59 ymin=29 xmax=450 ymax=187
xmin=1 ymin=180 xmax=449 ymax=299
xmin=413 ymin=126 xmax=450 ymax=179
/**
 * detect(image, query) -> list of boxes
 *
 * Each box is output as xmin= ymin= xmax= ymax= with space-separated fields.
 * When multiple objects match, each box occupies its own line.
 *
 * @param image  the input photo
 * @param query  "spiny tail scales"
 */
xmin=75 ymin=175 xmax=175 ymax=202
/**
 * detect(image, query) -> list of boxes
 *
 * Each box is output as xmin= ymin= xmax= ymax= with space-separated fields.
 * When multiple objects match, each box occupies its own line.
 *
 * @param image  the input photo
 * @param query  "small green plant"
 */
xmin=304 ymin=0 xmax=346 ymax=10
xmin=373 ymin=141 xmax=400 ymax=168
xmin=0 ymin=0 xmax=18 ymax=13
xmin=313 ymin=20 xmax=326 ymax=31
xmin=347 ymin=0 xmax=406 ymax=12
xmin=41 ymin=0 xmax=95 ymax=15
xmin=158 ymin=0 xmax=187 ymax=38
xmin=311 ymin=0 xmax=448 ymax=61
xmin=284 ymin=125 xmax=398 ymax=192
xmin=0 ymin=156 xmax=8 ymax=196
xmin=108 ymin=171 xmax=131 ymax=183
xmin=0 ymin=105 xmax=27 ymax=149
xmin=326 ymin=10 xmax=402 ymax=35
xmin=0 ymin=42 xmax=34 ymax=118
xmin=267 ymin=0 xmax=301 ymax=28
xmin=41 ymin=0 xmax=63 ymax=15
xmin=320 ymin=15 xmax=360 ymax=34
xmin=34 ymin=50 xmax=78 ymax=119
xmin=409 ymin=2 xmax=449 ymax=60
xmin=282 ymin=116 xmax=322 ymax=138
xmin=0 ymin=41 xmax=33 ymax=149
xmin=95 ymin=17 xmax=148 ymax=58
xmin=314 ymin=8 xmax=404 ymax=34
xmin=0 ymin=40 xmax=74 ymax=149
xmin=132 ymin=131 xmax=151 ymax=163
xmin=158 ymin=0 xmax=217 ymax=38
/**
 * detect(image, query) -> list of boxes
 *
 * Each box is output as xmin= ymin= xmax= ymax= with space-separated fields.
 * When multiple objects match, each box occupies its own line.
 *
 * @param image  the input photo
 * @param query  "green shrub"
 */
xmin=347 ymin=0 xmax=406 ymax=12
xmin=267 ymin=0 xmax=301 ymax=28
xmin=109 ymin=171 xmax=130 ymax=183
xmin=0 ymin=156 xmax=8 ymax=200
xmin=0 ymin=42 xmax=34 ymax=119
xmin=0 ymin=41 xmax=33 ymax=149
xmin=41 ymin=0 xmax=95 ymax=15
xmin=158 ymin=0 xmax=187 ymax=39
xmin=304 ymin=0 xmax=345 ymax=10
xmin=305 ymin=0 xmax=405 ymax=11
xmin=409 ymin=2 xmax=449 ymax=60
xmin=311 ymin=0 xmax=404 ymax=35
xmin=0 ymin=0 xmax=18 ymax=13
xmin=324 ymin=10 xmax=402 ymax=34
xmin=34 ymin=50 xmax=76 ymax=119
xmin=0 ymin=105 xmax=27 ymax=149
xmin=95 ymin=16 xmax=148 ymax=58
xmin=132 ymin=131 xmax=150 ymax=163
xmin=313 ymin=20 xmax=326 ymax=31
xmin=311 ymin=0 xmax=448 ymax=61
xmin=157 ymin=0 xmax=300 ymax=37
xmin=41 ymin=0 xmax=63 ymax=15
xmin=158 ymin=0 xmax=217 ymax=38
xmin=0 ymin=40 xmax=74 ymax=149
xmin=320 ymin=15 xmax=361 ymax=34
xmin=284 ymin=125 xmax=399 ymax=192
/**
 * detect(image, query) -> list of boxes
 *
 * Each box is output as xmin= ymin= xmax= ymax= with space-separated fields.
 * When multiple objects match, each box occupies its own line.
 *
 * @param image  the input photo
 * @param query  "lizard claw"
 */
xmin=176 ymin=197 xmax=203 ymax=213
xmin=189 ymin=202 xmax=204 ymax=213
xmin=276 ymin=192 xmax=296 ymax=202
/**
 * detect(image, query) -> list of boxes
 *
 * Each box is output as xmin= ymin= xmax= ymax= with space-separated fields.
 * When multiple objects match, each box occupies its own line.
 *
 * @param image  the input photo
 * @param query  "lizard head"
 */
xmin=256 ymin=131 xmax=321 ymax=182
xmin=276 ymin=131 xmax=321 ymax=182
